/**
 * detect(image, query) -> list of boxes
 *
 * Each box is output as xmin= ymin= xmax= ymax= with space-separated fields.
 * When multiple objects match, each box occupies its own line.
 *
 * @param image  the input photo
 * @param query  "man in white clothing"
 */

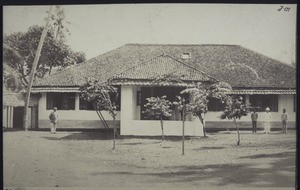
xmin=49 ymin=107 xmax=59 ymax=134
xmin=263 ymin=107 xmax=272 ymax=134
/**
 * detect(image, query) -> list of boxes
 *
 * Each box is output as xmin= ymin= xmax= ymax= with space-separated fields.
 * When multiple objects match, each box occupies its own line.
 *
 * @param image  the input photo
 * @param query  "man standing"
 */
xmin=49 ymin=107 xmax=58 ymax=134
xmin=281 ymin=108 xmax=288 ymax=134
xmin=263 ymin=107 xmax=272 ymax=134
xmin=251 ymin=109 xmax=258 ymax=133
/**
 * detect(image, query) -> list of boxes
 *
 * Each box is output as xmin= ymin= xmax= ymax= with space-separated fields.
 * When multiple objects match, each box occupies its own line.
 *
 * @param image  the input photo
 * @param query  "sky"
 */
xmin=3 ymin=4 xmax=297 ymax=64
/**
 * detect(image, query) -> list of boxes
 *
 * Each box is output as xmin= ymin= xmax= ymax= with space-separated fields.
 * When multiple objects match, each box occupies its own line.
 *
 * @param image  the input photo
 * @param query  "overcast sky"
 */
xmin=3 ymin=4 xmax=297 ymax=64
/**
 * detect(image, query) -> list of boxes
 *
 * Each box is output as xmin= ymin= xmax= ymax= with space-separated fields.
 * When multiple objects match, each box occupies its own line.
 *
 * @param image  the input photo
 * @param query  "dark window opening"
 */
xmin=249 ymin=94 xmax=278 ymax=112
xmin=46 ymin=93 xmax=75 ymax=110
xmin=207 ymin=97 xmax=224 ymax=111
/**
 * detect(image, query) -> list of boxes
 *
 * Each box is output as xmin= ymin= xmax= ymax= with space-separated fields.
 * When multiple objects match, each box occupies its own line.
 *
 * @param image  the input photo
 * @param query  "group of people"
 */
xmin=251 ymin=107 xmax=288 ymax=134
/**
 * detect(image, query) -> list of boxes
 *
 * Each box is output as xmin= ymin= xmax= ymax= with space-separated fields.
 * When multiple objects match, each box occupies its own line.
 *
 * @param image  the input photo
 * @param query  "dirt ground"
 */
xmin=3 ymin=129 xmax=296 ymax=190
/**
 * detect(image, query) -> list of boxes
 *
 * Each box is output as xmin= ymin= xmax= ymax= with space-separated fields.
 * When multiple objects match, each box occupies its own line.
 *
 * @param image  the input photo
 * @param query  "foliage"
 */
xmin=143 ymin=95 xmax=173 ymax=120
xmin=80 ymin=78 xmax=118 ymax=149
xmin=220 ymin=96 xmax=250 ymax=120
xmin=180 ymin=81 xmax=232 ymax=136
xmin=3 ymin=25 xmax=86 ymax=85
xmin=3 ymin=44 xmax=24 ymax=92
xmin=143 ymin=95 xmax=173 ymax=141
xmin=79 ymin=79 xmax=118 ymax=117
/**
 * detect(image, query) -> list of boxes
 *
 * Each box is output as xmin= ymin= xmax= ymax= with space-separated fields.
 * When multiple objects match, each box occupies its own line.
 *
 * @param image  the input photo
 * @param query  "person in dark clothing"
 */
xmin=251 ymin=109 xmax=258 ymax=133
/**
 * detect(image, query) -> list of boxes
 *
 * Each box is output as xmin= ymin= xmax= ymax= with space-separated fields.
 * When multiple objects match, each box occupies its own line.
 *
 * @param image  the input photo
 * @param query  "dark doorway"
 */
xmin=13 ymin=107 xmax=24 ymax=129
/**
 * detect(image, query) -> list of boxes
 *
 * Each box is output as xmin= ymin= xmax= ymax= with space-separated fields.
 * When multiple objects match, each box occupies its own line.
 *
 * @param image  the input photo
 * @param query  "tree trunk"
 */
xmin=113 ymin=115 xmax=116 ymax=149
xmin=182 ymin=107 xmax=185 ymax=155
xmin=198 ymin=114 xmax=207 ymax=137
xmin=23 ymin=6 xmax=53 ymax=131
xmin=234 ymin=117 xmax=240 ymax=146
xmin=160 ymin=117 xmax=165 ymax=141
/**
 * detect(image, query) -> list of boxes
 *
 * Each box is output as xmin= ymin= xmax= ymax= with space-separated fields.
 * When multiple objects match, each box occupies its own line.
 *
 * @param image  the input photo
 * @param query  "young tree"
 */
xmin=181 ymin=82 xmax=232 ymax=137
xmin=220 ymin=95 xmax=251 ymax=146
xmin=143 ymin=96 xmax=173 ymax=141
xmin=80 ymin=79 xmax=118 ymax=149
xmin=173 ymin=96 xmax=192 ymax=155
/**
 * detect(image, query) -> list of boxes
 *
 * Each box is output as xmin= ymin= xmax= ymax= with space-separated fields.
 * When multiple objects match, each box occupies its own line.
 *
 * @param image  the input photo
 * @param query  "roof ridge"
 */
xmin=110 ymin=54 xmax=165 ymax=80
xmin=163 ymin=54 xmax=218 ymax=81
xmin=111 ymin=53 xmax=217 ymax=82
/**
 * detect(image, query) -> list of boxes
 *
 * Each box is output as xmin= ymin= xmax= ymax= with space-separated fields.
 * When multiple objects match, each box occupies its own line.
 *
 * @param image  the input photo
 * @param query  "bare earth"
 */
xmin=3 ymin=130 xmax=296 ymax=190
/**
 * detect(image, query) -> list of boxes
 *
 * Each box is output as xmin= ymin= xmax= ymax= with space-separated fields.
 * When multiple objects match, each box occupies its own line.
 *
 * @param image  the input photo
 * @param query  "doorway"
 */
xmin=13 ymin=107 xmax=24 ymax=129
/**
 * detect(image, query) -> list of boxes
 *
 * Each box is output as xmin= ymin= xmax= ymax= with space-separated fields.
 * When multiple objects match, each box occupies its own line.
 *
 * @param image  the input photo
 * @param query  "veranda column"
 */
xmin=10 ymin=107 xmax=14 ymax=128
xmin=245 ymin=94 xmax=250 ymax=105
xmin=75 ymin=93 xmax=80 ymax=111
xmin=120 ymin=86 xmax=134 ymax=135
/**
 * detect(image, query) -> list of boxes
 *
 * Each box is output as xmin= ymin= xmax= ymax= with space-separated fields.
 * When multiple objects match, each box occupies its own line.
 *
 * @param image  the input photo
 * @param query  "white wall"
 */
xmin=38 ymin=93 xmax=120 ymax=121
xmin=37 ymin=90 xmax=295 ymax=131
xmin=120 ymin=85 xmax=204 ymax=136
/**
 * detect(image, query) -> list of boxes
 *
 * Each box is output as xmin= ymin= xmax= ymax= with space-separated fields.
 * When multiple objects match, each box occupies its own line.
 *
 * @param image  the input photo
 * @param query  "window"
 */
xmin=249 ymin=94 xmax=278 ymax=112
xmin=181 ymin=53 xmax=191 ymax=59
xmin=207 ymin=97 xmax=224 ymax=111
xmin=79 ymin=86 xmax=121 ymax=111
xmin=46 ymin=93 xmax=75 ymax=110
xmin=79 ymin=99 xmax=95 ymax=110
xmin=207 ymin=95 xmax=245 ymax=112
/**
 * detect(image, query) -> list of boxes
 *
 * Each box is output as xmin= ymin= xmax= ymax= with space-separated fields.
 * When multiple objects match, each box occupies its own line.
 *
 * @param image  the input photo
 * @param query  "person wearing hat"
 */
xmin=281 ymin=108 xmax=288 ymax=134
xmin=263 ymin=107 xmax=272 ymax=134
xmin=49 ymin=107 xmax=59 ymax=134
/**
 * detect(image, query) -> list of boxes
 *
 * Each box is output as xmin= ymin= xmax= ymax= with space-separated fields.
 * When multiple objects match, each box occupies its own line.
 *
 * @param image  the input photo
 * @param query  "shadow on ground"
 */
xmin=41 ymin=131 xmax=200 ymax=141
xmin=43 ymin=132 xmax=115 ymax=141
xmin=89 ymin=151 xmax=295 ymax=187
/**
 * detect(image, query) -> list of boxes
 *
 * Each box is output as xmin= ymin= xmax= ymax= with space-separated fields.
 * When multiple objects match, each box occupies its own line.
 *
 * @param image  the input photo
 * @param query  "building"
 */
xmin=2 ymin=91 xmax=39 ymax=129
xmin=31 ymin=44 xmax=296 ymax=136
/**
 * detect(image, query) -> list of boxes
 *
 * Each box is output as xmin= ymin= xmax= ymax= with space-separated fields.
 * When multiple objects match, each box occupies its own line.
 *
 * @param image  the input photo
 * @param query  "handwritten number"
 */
xmin=278 ymin=6 xmax=291 ymax=12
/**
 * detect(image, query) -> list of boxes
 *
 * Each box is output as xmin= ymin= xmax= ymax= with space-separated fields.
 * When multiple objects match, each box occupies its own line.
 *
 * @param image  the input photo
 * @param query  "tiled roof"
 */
xmin=3 ymin=93 xmax=24 ymax=107
xmin=31 ymin=87 xmax=79 ymax=93
xmin=111 ymin=54 xmax=216 ymax=83
xmin=33 ymin=44 xmax=296 ymax=89
xmin=227 ymin=89 xmax=296 ymax=95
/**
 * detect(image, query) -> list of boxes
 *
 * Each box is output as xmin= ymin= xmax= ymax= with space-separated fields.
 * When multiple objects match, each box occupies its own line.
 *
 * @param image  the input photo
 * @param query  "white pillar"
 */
xmin=39 ymin=93 xmax=47 ymax=119
xmin=75 ymin=93 xmax=80 ymax=111
xmin=120 ymin=86 xmax=134 ymax=135
xmin=10 ymin=106 xmax=14 ymax=128
xmin=245 ymin=94 xmax=250 ymax=105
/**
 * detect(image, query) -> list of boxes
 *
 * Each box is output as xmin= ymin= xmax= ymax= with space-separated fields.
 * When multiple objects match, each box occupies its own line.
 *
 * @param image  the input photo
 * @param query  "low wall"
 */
xmin=120 ymin=120 xmax=296 ymax=136
xmin=205 ymin=121 xmax=296 ymax=130
xmin=38 ymin=120 xmax=120 ymax=129
xmin=121 ymin=119 xmax=204 ymax=136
